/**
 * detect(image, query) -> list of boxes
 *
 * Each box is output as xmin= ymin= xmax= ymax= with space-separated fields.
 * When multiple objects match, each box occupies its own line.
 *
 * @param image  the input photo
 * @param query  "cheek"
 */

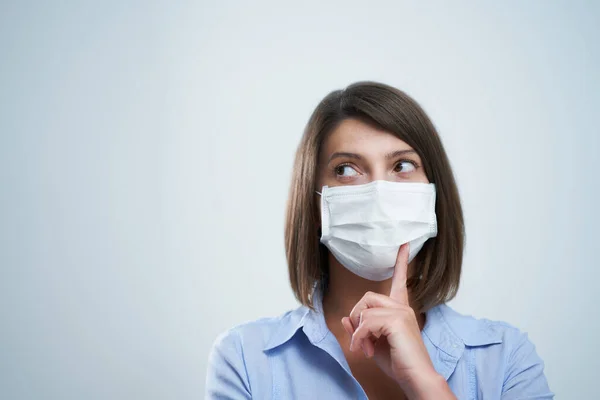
xmin=403 ymin=171 xmax=429 ymax=183
xmin=415 ymin=169 xmax=430 ymax=184
xmin=315 ymin=168 xmax=330 ymax=192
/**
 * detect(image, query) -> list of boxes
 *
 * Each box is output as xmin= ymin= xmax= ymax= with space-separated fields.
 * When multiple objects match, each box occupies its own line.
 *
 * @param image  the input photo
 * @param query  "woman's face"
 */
xmin=317 ymin=118 xmax=429 ymax=191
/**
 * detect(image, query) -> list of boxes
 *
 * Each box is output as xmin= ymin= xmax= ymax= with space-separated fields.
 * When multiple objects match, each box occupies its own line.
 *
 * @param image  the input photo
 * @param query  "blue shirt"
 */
xmin=205 ymin=291 xmax=553 ymax=399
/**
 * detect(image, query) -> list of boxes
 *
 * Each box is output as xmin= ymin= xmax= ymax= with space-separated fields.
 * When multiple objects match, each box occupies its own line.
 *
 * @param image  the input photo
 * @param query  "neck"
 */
xmin=322 ymin=254 xmax=425 ymax=330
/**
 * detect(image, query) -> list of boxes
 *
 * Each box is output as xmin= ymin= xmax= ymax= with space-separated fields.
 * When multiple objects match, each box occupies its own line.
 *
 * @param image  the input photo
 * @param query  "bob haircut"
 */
xmin=285 ymin=81 xmax=464 ymax=312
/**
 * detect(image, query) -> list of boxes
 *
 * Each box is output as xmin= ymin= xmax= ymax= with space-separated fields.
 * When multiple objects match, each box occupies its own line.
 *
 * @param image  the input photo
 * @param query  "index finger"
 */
xmin=389 ymin=242 xmax=410 ymax=304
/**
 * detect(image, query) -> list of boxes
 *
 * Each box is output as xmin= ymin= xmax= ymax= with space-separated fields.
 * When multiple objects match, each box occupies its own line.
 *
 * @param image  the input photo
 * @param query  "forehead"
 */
xmin=321 ymin=118 xmax=413 ymax=156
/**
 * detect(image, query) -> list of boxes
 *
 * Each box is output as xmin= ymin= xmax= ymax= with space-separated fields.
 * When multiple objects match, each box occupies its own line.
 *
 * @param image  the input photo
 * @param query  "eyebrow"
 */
xmin=385 ymin=149 xmax=417 ymax=159
xmin=328 ymin=149 xmax=417 ymax=164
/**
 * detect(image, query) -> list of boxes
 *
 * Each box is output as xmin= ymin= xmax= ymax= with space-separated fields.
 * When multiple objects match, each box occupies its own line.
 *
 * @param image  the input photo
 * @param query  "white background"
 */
xmin=1 ymin=1 xmax=598 ymax=398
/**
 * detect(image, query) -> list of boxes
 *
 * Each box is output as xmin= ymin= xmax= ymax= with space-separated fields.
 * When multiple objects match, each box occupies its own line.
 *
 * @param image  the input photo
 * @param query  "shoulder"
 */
xmin=426 ymin=304 xmax=543 ymax=370
xmin=209 ymin=305 xmax=307 ymax=360
xmin=434 ymin=303 xmax=528 ymax=348
xmin=205 ymin=306 xmax=307 ymax=398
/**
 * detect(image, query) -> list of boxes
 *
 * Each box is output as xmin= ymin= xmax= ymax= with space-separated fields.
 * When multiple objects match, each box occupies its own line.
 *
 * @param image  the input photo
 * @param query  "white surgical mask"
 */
xmin=317 ymin=180 xmax=437 ymax=281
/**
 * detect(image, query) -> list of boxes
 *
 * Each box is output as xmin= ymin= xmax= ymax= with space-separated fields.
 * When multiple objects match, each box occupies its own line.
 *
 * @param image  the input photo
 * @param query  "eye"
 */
xmin=335 ymin=164 xmax=359 ymax=177
xmin=393 ymin=160 xmax=416 ymax=173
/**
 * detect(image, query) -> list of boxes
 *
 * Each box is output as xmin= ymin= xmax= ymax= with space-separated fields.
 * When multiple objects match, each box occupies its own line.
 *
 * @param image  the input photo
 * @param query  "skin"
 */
xmin=317 ymin=118 xmax=456 ymax=400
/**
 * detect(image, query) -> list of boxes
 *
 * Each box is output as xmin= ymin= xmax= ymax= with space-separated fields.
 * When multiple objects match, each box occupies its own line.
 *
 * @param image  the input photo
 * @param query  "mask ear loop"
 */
xmin=315 ymin=191 xmax=323 ymax=237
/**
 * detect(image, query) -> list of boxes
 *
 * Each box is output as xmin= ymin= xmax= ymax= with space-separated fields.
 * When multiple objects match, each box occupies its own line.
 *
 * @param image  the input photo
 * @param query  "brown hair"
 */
xmin=284 ymin=81 xmax=464 ymax=312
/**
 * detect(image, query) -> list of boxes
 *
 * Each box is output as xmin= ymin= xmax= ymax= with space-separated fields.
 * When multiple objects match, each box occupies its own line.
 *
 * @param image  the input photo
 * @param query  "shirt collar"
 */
xmin=263 ymin=290 xmax=503 ymax=353
xmin=263 ymin=288 xmax=328 ymax=351
xmin=262 ymin=305 xmax=310 ymax=351
xmin=421 ymin=303 xmax=504 ymax=379
xmin=425 ymin=303 xmax=503 ymax=348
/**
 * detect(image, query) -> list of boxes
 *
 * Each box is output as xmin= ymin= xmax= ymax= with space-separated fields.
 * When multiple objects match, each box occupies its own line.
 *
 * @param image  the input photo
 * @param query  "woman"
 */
xmin=205 ymin=82 xmax=553 ymax=399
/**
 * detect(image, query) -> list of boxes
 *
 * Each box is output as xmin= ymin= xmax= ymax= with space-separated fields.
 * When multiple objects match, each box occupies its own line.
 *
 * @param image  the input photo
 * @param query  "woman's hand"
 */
xmin=341 ymin=243 xmax=455 ymax=399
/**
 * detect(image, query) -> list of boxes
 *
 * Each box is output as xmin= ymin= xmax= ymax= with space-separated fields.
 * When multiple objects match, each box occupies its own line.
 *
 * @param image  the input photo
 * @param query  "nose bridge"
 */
xmin=368 ymin=157 xmax=388 ymax=182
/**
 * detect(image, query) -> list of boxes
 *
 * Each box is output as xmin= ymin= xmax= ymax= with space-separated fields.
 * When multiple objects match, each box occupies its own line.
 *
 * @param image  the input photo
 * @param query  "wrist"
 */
xmin=398 ymin=369 xmax=455 ymax=400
